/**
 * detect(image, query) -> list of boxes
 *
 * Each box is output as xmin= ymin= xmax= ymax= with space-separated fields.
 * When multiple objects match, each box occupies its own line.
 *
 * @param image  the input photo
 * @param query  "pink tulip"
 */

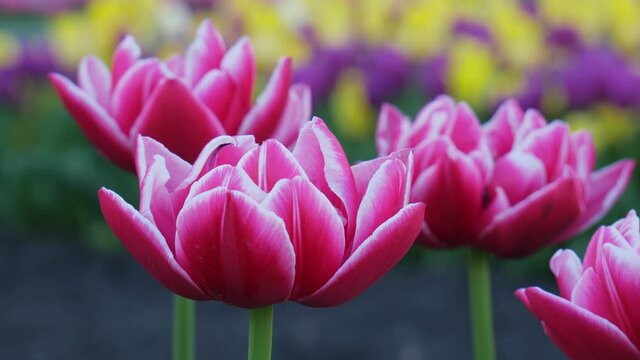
xmin=50 ymin=20 xmax=311 ymax=171
xmin=517 ymin=211 xmax=640 ymax=359
xmin=98 ymin=118 xmax=425 ymax=308
xmin=376 ymin=95 xmax=634 ymax=257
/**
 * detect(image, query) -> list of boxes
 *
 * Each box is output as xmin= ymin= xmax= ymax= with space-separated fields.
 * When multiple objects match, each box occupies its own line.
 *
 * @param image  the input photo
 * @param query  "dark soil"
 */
xmin=0 ymin=234 xmax=564 ymax=359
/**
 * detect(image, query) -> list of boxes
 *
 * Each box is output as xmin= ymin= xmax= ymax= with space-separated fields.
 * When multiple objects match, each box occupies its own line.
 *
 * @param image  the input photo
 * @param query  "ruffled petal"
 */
xmin=376 ymin=103 xmax=411 ymax=156
xmin=549 ymin=249 xmax=583 ymax=300
xmin=175 ymin=189 xmax=294 ymax=307
xmin=407 ymin=95 xmax=456 ymax=148
xmin=300 ymin=203 xmax=424 ymax=307
xmin=351 ymin=149 xmax=413 ymax=201
xmin=184 ymin=164 xmax=265 ymax=204
xmin=131 ymin=78 xmax=226 ymax=163
xmin=49 ymin=73 xmax=133 ymax=171
xmin=98 ymin=188 xmax=206 ymax=300
xmin=237 ymin=139 xmax=307 ymax=192
xmin=263 ymin=177 xmax=345 ymax=299
xmin=516 ymin=121 xmax=570 ymax=181
xmin=135 ymin=136 xmax=190 ymax=191
xmin=238 ymin=57 xmax=292 ymax=141
xmin=519 ymin=287 xmax=640 ymax=360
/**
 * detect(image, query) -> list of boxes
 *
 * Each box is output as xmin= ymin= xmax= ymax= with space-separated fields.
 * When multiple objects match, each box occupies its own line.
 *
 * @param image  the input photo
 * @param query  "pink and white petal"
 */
xmin=194 ymin=69 xmax=236 ymax=121
xmin=175 ymin=189 xmax=294 ymax=308
xmin=549 ymin=249 xmax=583 ymax=300
xmin=238 ymin=57 xmax=292 ymax=142
xmin=300 ymin=203 xmax=425 ymax=307
xmin=111 ymin=35 xmax=142 ymax=86
xmin=220 ymin=37 xmax=256 ymax=133
xmin=49 ymin=73 xmax=133 ymax=171
xmin=449 ymin=102 xmax=483 ymax=153
xmin=556 ymin=160 xmax=635 ymax=242
xmin=613 ymin=210 xmax=640 ymax=247
xmin=164 ymin=54 xmax=185 ymax=77
xmin=570 ymin=268 xmax=615 ymax=321
xmin=175 ymin=135 xmax=249 ymax=190
xmin=516 ymin=121 xmax=570 ymax=181
xmin=376 ymin=103 xmax=411 ymax=156
xmin=520 ymin=287 xmax=640 ymax=360
xmin=135 ymin=136 xmax=190 ymax=190
xmin=292 ymin=118 xmax=358 ymax=231
xmin=353 ymin=159 xmax=407 ymax=252
xmin=483 ymin=99 xmax=523 ymax=158
xmin=271 ymin=84 xmax=312 ymax=147
xmin=603 ymin=244 xmax=640 ymax=348
xmin=98 ymin=188 xmax=206 ymax=300
xmin=479 ymin=176 xmax=584 ymax=258
xmin=77 ymin=56 xmax=111 ymax=107
xmin=131 ymin=78 xmax=226 ymax=163
xmin=408 ymin=95 xmax=456 ymax=147
xmin=583 ymin=225 xmax=632 ymax=271
xmin=237 ymin=139 xmax=307 ymax=192
xmin=185 ymin=20 xmax=226 ymax=87
xmin=569 ymin=130 xmax=596 ymax=179
xmin=490 ymin=152 xmax=547 ymax=205
xmin=351 ymin=149 xmax=412 ymax=201
xmin=110 ymin=58 xmax=162 ymax=133
xmin=185 ymin=164 xmax=265 ymax=204
xmin=411 ymin=147 xmax=486 ymax=248
xmin=513 ymin=108 xmax=547 ymax=145
xmin=263 ymin=177 xmax=345 ymax=299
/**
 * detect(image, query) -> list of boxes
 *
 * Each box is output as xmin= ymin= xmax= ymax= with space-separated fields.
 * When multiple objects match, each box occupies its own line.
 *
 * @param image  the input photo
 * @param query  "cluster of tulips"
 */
xmin=51 ymin=20 xmax=639 ymax=360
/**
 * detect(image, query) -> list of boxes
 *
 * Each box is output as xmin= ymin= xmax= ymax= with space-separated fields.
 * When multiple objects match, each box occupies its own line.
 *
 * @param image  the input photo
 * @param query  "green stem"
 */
xmin=468 ymin=249 xmax=496 ymax=360
xmin=173 ymin=295 xmax=195 ymax=360
xmin=248 ymin=306 xmax=273 ymax=360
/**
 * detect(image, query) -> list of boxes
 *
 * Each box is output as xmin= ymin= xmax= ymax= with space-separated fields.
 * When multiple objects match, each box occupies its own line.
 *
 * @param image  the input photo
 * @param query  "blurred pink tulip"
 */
xmin=517 ymin=211 xmax=640 ymax=359
xmin=98 ymin=118 xmax=425 ymax=308
xmin=376 ymin=95 xmax=634 ymax=257
xmin=50 ymin=20 xmax=311 ymax=171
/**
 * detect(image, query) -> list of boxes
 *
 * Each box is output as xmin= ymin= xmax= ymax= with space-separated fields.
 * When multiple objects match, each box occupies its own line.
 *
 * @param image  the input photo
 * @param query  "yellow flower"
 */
xmin=489 ymin=0 xmax=543 ymax=69
xmin=394 ymin=0 xmax=453 ymax=60
xmin=330 ymin=68 xmax=374 ymax=140
xmin=447 ymin=39 xmax=496 ymax=111
xmin=566 ymin=104 xmax=637 ymax=151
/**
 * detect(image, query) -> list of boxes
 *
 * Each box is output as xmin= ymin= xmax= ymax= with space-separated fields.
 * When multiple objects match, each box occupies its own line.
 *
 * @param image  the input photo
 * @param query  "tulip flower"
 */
xmin=98 ymin=118 xmax=424 ymax=357
xmin=50 ymin=19 xmax=311 ymax=171
xmin=517 ymin=210 xmax=640 ymax=359
xmin=376 ymin=95 xmax=634 ymax=360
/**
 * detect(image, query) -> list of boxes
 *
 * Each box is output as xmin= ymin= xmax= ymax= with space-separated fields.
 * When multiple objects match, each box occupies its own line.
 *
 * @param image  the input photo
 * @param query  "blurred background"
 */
xmin=1 ymin=0 xmax=639 ymax=358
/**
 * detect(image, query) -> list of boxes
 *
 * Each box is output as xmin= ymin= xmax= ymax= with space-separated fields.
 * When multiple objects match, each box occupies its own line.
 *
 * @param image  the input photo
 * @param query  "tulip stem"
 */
xmin=248 ymin=305 xmax=273 ymax=360
xmin=468 ymin=249 xmax=496 ymax=360
xmin=173 ymin=295 xmax=195 ymax=360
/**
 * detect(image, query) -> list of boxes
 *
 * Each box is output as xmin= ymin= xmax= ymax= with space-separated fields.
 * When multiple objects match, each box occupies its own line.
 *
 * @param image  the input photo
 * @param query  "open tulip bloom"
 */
xmin=376 ymin=95 xmax=634 ymax=360
xmin=50 ymin=19 xmax=311 ymax=172
xmin=98 ymin=118 xmax=424 ymax=358
xmin=518 ymin=210 xmax=640 ymax=360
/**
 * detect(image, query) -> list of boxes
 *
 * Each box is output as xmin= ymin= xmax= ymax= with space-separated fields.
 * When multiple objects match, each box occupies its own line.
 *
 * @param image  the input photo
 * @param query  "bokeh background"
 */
xmin=1 ymin=0 xmax=640 ymax=358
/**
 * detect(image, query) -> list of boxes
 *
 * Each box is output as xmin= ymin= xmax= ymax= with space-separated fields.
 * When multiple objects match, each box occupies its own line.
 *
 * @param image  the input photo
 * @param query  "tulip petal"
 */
xmin=353 ymin=159 xmax=407 ymax=251
xmin=408 ymin=95 xmax=456 ymax=147
xmin=98 ymin=188 xmax=206 ymax=300
xmin=557 ymin=160 xmax=635 ymax=241
xmin=77 ymin=56 xmax=111 ymax=108
xmin=175 ymin=189 xmax=294 ymax=307
xmin=569 ymin=130 xmax=595 ymax=179
xmin=549 ymin=249 xmax=583 ymax=300
xmin=239 ymin=57 xmax=292 ymax=141
xmin=110 ymin=58 xmax=162 ymax=133
xmin=271 ymin=84 xmax=312 ymax=147
xmin=449 ymin=102 xmax=483 ymax=153
xmin=301 ymin=203 xmax=424 ymax=307
xmin=613 ymin=210 xmax=640 ymax=247
xmin=351 ymin=149 xmax=413 ymax=201
xmin=221 ymin=37 xmax=256 ymax=133
xmin=263 ymin=177 xmax=345 ymax=299
xmin=292 ymin=118 xmax=358 ymax=233
xmin=237 ymin=139 xmax=307 ymax=192
xmin=519 ymin=287 xmax=640 ymax=360
xmin=603 ymin=244 xmax=640 ymax=348
xmin=376 ymin=103 xmax=410 ymax=156
xmin=513 ymin=109 xmax=547 ymax=145
xmin=479 ymin=176 xmax=584 ymax=258
xmin=49 ymin=73 xmax=133 ymax=171
xmin=185 ymin=20 xmax=226 ymax=87
xmin=185 ymin=164 xmax=265 ymax=204
xmin=490 ymin=152 xmax=547 ymax=205
xmin=131 ymin=78 xmax=226 ymax=163
xmin=570 ymin=268 xmax=615 ymax=321
xmin=194 ymin=69 xmax=236 ymax=121
xmin=516 ymin=121 xmax=570 ymax=181
xmin=484 ymin=99 xmax=523 ymax=158
xmin=111 ymin=35 xmax=142 ymax=86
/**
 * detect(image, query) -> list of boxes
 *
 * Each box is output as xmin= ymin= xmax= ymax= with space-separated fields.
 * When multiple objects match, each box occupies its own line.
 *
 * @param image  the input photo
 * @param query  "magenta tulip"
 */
xmin=517 ymin=210 xmax=640 ymax=359
xmin=376 ymin=95 xmax=634 ymax=257
xmin=50 ymin=20 xmax=311 ymax=171
xmin=98 ymin=118 xmax=424 ymax=308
